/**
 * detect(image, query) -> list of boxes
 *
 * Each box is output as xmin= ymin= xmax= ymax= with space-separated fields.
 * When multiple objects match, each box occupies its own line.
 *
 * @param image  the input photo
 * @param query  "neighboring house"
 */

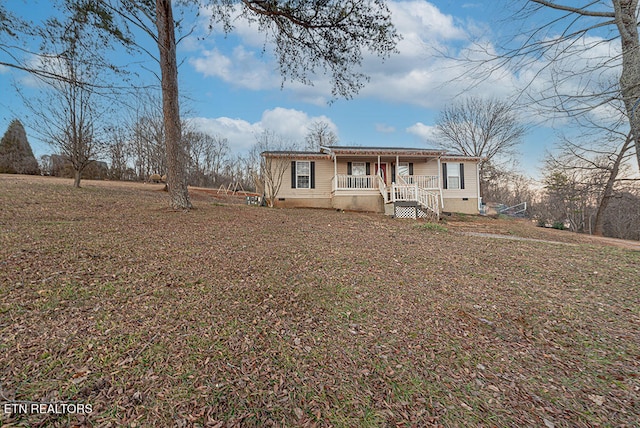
xmin=262 ymin=146 xmax=483 ymax=218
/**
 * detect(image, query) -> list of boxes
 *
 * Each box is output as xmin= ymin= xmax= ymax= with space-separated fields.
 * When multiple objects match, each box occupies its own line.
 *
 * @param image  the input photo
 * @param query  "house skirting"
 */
xmin=332 ymin=194 xmax=384 ymax=213
xmin=273 ymin=198 xmax=333 ymax=210
xmin=442 ymin=198 xmax=478 ymax=215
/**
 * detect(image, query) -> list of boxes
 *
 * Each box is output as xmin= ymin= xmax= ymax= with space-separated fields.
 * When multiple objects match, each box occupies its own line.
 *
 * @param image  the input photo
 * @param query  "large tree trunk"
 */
xmin=155 ymin=0 xmax=192 ymax=210
xmin=613 ymin=0 xmax=640 ymax=169
xmin=73 ymin=169 xmax=81 ymax=188
xmin=593 ymin=135 xmax=634 ymax=235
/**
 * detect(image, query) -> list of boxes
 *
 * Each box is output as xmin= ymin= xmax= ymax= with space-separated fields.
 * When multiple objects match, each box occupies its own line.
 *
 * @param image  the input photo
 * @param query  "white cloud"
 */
xmin=407 ymin=122 xmax=438 ymax=143
xmin=187 ymin=0 xmax=623 ymax=121
xmin=188 ymin=1 xmax=473 ymax=106
xmin=189 ymin=107 xmax=338 ymax=152
xmin=189 ymin=46 xmax=278 ymax=91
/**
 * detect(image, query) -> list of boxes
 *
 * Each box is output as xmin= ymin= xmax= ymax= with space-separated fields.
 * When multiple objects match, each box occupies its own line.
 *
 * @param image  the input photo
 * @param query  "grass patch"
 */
xmin=417 ymin=222 xmax=448 ymax=232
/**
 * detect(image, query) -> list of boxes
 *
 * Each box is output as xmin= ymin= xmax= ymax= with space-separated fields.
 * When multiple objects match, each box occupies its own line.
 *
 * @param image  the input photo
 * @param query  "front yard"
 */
xmin=1 ymin=175 xmax=638 ymax=427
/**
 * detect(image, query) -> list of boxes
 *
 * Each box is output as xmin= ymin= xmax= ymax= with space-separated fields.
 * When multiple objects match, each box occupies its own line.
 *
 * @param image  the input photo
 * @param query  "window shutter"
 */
xmin=291 ymin=161 xmax=296 ymax=188
xmin=310 ymin=161 xmax=315 ymax=189
xmin=409 ymin=163 xmax=414 ymax=175
xmin=460 ymin=163 xmax=465 ymax=189
xmin=391 ymin=164 xmax=396 ymax=183
xmin=365 ymin=162 xmax=370 ymax=175
xmin=347 ymin=162 xmax=352 ymax=175
xmin=442 ymin=162 xmax=448 ymax=189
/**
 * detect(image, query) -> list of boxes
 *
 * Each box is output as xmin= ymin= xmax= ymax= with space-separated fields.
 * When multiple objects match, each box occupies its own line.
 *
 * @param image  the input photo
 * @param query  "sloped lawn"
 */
xmin=1 ymin=175 xmax=638 ymax=427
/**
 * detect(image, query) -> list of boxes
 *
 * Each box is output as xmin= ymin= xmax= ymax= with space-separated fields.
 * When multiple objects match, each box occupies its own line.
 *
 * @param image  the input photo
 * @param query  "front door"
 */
xmin=375 ymin=163 xmax=388 ymax=185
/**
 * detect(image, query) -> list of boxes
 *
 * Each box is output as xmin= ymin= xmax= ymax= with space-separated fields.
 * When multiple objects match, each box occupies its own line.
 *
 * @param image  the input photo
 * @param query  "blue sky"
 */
xmin=0 ymin=1 xmax=623 ymax=178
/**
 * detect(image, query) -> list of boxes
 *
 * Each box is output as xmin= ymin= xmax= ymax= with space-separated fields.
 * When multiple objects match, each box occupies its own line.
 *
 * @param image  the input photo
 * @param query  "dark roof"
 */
xmin=261 ymin=150 xmax=329 ymax=159
xmin=262 ymin=146 xmax=483 ymax=161
xmin=321 ymin=146 xmax=446 ymax=156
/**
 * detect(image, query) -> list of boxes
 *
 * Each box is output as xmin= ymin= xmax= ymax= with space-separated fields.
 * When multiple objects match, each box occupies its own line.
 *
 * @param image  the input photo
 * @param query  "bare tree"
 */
xmin=434 ymin=97 xmax=526 ymax=197
xmin=18 ymin=9 xmax=111 ymax=188
xmin=603 ymin=190 xmax=640 ymax=240
xmin=77 ymin=0 xmax=399 ymax=209
xmin=548 ymin=133 xmax=636 ymax=235
xmin=185 ymin=128 xmax=229 ymax=187
xmin=251 ymin=130 xmax=297 ymax=207
xmin=106 ymin=125 xmax=131 ymax=181
xmin=304 ymin=120 xmax=338 ymax=151
xmin=204 ymin=134 xmax=229 ymax=181
xmin=475 ymin=1 xmax=640 ymax=170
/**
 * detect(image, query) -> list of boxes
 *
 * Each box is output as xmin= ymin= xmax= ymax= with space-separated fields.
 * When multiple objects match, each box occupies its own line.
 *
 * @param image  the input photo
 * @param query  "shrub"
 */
xmin=552 ymin=221 xmax=565 ymax=230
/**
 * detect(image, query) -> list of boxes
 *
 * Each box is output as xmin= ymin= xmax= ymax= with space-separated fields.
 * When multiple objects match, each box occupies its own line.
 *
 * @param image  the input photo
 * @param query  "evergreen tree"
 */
xmin=0 ymin=119 xmax=39 ymax=174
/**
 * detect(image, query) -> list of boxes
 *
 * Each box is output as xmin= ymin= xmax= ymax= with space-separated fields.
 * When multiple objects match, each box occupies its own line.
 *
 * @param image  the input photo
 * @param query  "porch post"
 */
xmin=377 ymin=155 xmax=381 ymax=178
xmin=476 ymin=160 xmax=481 ymax=212
xmin=395 ymin=155 xmax=399 ymax=182
xmin=437 ymin=156 xmax=444 ymax=210
xmin=333 ymin=153 xmax=337 ymax=191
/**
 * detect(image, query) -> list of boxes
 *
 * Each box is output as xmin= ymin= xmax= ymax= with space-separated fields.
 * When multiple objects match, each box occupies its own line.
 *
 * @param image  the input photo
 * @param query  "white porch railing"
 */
xmin=378 ymin=175 xmax=389 ymax=203
xmin=399 ymin=175 xmax=439 ymax=189
xmin=335 ymin=174 xmax=378 ymax=190
xmin=392 ymin=183 xmax=440 ymax=218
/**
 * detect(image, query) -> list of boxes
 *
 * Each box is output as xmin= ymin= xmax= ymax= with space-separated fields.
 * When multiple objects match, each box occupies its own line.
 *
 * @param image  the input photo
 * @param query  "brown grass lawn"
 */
xmin=1 ymin=174 xmax=639 ymax=427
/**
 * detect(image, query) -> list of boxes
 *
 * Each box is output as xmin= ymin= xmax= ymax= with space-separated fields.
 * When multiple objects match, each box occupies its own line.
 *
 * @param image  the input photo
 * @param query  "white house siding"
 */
xmin=441 ymin=161 xmax=479 ymax=214
xmin=412 ymin=159 xmax=439 ymax=177
xmin=272 ymin=158 xmax=333 ymax=208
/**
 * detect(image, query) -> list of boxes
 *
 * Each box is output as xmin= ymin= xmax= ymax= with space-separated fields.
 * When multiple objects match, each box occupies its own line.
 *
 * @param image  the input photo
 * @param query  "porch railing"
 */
xmin=335 ymin=174 xmax=378 ymax=190
xmin=378 ymin=174 xmax=389 ymax=203
xmin=392 ymin=183 xmax=440 ymax=218
xmin=398 ymin=175 xmax=439 ymax=189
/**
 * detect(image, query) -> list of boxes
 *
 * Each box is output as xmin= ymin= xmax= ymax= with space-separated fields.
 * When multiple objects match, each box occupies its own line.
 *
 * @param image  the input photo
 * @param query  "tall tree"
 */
xmin=479 ymin=1 xmax=640 ymax=169
xmin=18 ymin=4 xmax=112 ymax=188
xmin=81 ymin=0 xmax=399 ymax=209
xmin=304 ymin=120 xmax=338 ymax=151
xmin=546 ymin=132 xmax=636 ymax=235
xmin=434 ymin=97 xmax=526 ymax=196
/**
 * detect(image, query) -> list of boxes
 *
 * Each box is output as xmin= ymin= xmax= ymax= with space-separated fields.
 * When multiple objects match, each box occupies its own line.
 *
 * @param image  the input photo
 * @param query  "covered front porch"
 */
xmin=322 ymin=146 xmax=444 ymax=217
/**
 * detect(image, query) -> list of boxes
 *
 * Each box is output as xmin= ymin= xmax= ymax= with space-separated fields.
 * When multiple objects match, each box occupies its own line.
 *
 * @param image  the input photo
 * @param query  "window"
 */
xmin=291 ymin=161 xmax=315 ymax=189
xmin=351 ymin=162 xmax=366 ymax=176
xmin=296 ymin=161 xmax=310 ymax=189
xmin=447 ymin=163 xmax=460 ymax=189
xmin=397 ymin=162 xmax=410 ymax=177
xmin=397 ymin=162 xmax=414 ymax=183
xmin=443 ymin=162 xmax=465 ymax=190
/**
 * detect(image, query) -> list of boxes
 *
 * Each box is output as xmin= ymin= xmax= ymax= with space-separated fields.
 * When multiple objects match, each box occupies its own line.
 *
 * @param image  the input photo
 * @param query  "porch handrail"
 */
xmin=392 ymin=183 xmax=440 ymax=218
xmin=335 ymin=174 xmax=378 ymax=190
xmin=378 ymin=175 xmax=388 ymax=203
xmin=399 ymin=175 xmax=439 ymax=189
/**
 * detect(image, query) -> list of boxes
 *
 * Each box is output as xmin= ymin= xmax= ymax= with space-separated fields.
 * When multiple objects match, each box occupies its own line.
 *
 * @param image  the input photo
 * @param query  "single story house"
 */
xmin=261 ymin=146 xmax=483 ymax=218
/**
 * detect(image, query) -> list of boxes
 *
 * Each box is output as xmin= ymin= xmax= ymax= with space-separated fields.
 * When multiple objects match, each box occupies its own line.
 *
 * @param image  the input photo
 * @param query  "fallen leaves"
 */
xmin=1 ymin=176 xmax=639 ymax=427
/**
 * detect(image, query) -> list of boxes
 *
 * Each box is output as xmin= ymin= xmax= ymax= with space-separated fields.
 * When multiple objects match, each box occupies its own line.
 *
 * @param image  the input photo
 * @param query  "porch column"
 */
xmin=437 ymin=156 xmax=444 ymax=209
xmin=333 ymin=154 xmax=337 ymax=191
xmin=395 ymin=155 xmax=399 ymax=182
xmin=476 ymin=160 xmax=481 ymax=212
